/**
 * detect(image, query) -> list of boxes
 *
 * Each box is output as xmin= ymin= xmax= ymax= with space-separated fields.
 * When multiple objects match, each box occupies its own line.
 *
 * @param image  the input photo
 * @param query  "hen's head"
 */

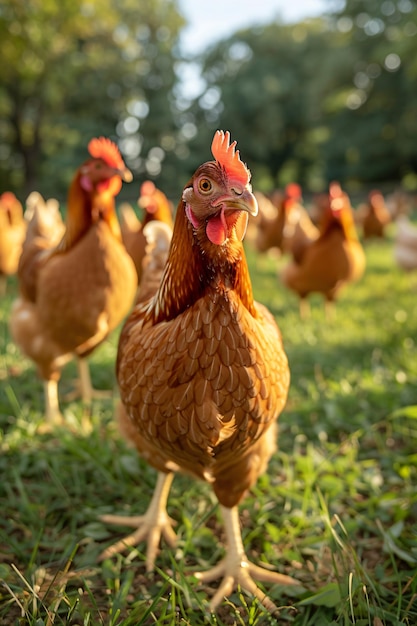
xmin=369 ymin=189 xmax=385 ymax=210
xmin=182 ymin=131 xmax=258 ymax=252
xmin=139 ymin=180 xmax=157 ymax=211
xmin=79 ymin=137 xmax=132 ymax=196
xmin=138 ymin=180 xmax=172 ymax=220
xmin=327 ymin=182 xmax=358 ymax=239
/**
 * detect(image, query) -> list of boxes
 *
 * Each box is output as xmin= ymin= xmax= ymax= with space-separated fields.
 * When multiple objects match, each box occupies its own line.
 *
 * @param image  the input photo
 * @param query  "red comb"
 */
xmin=329 ymin=182 xmax=346 ymax=211
xmin=285 ymin=183 xmax=302 ymax=199
xmin=0 ymin=191 xmax=18 ymax=205
xmin=329 ymin=181 xmax=342 ymax=198
xmin=88 ymin=137 xmax=125 ymax=170
xmin=140 ymin=180 xmax=156 ymax=196
xmin=211 ymin=130 xmax=250 ymax=186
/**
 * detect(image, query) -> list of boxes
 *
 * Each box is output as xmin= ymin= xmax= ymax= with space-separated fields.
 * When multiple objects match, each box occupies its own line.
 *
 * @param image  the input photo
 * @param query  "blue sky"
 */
xmin=178 ymin=0 xmax=331 ymax=54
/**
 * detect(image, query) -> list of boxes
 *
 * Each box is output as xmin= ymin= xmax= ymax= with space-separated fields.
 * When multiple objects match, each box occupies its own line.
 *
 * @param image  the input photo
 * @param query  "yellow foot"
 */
xmin=63 ymin=385 xmax=112 ymax=402
xmin=64 ymin=358 xmax=113 ymax=403
xmin=37 ymin=411 xmax=65 ymax=434
xmin=195 ymin=555 xmax=299 ymax=614
xmin=98 ymin=472 xmax=176 ymax=570
xmin=195 ymin=505 xmax=301 ymax=615
xmin=38 ymin=379 xmax=65 ymax=433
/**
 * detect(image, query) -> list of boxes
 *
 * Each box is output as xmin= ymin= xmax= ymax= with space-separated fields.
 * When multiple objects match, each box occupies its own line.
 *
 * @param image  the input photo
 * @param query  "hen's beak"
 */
xmin=118 ymin=167 xmax=133 ymax=183
xmin=223 ymin=188 xmax=258 ymax=217
xmin=219 ymin=188 xmax=259 ymax=242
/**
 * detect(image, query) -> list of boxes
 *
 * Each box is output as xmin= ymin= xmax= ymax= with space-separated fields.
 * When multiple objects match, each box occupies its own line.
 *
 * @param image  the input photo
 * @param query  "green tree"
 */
xmin=317 ymin=0 xmax=417 ymax=187
xmin=0 ymin=0 xmax=185 ymax=199
xmin=187 ymin=21 xmax=328 ymax=191
xmin=187 ymin=0 xmax=417 ymax=193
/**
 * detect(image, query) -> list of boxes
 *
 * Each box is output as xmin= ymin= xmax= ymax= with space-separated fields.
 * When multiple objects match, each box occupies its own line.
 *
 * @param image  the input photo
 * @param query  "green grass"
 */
xmin=1 ymin=227 xmax=416 ymax=625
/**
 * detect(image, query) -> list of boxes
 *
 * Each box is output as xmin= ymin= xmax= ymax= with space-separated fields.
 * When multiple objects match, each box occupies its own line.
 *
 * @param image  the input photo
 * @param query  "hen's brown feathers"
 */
xmin=37 ymin=222 xmax=135 ymax=358
xmin=118 ymin=287 xmax=288 ymax=507
xmin=281 ymin=183 xmax=366 ymax=305
xmin=10 ymin=138 xmax=137 ymax=419
xmin=117 ymin=132 xmax=289 ymax=508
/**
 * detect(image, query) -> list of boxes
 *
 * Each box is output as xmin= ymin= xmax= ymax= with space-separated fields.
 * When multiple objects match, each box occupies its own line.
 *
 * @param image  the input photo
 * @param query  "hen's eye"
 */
xmin=198 ymin=178 xmax=212 ymax=193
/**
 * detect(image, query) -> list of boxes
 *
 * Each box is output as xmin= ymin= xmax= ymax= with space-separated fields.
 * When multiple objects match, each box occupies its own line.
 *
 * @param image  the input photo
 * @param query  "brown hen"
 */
xmin=357 ymin=189 xmax=391 ymax=239
xmin=10 ymin=138 xmax=137 ymax=425
xmin=281 ymin=182 xmax=366 ymax=318
xmin=100 ymin=131 xmax=297 ymax=614
xmin=120 ymin=180 xmax=174 ymax=283
xmin=255 ymin=183 xmax=318 ymax=260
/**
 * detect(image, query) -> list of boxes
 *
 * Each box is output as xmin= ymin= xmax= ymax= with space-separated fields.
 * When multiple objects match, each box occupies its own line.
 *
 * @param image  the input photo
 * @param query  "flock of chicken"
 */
xmin=250 ymin=181 xmax=417 ymax=319
xmin=1 ymin=132 xmax=416 ymax=615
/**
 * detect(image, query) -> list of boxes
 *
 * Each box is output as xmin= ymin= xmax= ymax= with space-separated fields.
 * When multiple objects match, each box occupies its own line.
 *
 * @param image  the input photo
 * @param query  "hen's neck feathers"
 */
xmin=149 ymin=199 xmax=257 ymax=323
xmin=324 ymin=211 xmax=359 ymax=243
xmin=59 ymin=172 xmax=93 ymax=251
xmin=55 ymin=171 xmax=121 ymax=253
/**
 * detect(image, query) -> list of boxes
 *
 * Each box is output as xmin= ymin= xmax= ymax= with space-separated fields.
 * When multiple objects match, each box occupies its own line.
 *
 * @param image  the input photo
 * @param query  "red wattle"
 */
xmin=206 ymin=214 xmax=227 ymax=245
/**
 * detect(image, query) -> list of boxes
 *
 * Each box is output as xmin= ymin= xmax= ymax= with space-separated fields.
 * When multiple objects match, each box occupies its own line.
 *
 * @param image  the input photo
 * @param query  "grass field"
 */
xmin=0 ymin=225 xmax=416 ymax=625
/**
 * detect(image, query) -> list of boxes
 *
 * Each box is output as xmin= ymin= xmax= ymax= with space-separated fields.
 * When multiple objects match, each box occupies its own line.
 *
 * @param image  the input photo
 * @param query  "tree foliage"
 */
xmin=188 ymin=0 xmax=417 ymax=192
xmin=0 ymin=0 xmax=416 ymax=201
xmin=0 ymin=0 xmax=185 ymax=198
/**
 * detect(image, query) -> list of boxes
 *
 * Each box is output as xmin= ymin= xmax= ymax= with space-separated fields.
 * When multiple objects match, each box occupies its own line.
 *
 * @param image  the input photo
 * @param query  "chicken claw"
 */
xmin=194 ymin=505 xmax=299 ymax=614
xmin=98 ymin=471 xmax=176 ymax=570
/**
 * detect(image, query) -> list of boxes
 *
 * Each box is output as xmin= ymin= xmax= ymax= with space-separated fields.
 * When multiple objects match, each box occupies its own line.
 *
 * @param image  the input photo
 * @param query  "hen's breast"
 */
xmin=118 ymin=289 xmax=289 ymax=483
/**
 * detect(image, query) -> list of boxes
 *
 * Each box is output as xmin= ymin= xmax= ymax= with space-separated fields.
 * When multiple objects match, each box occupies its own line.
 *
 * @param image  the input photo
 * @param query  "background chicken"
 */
xmin=25 ymin=191 xmax=62 ymax=229
xmin=245 ymin=190 xmax=278 ymax=249
xmin=17 ymin=191 xmax=65 ymax=303
xmin=386 ymin=188 xmax=413 ymax=220
xmin=135 ymin=220 xmax=173 ymax=303
xmin=99 ymin=130 xmax=298 ymax=614
xmin=0 ymin=191 xmax=27 ymax=294
xmin=281 ymin=182 xmax=366 ymax=318
xmin=119 ymin=180 xmax=174 ymax=283
xmin=394 ymin=214 xmax=417 ymax=271
xmin=10 ymin=137 xmax=137 ymax=425
xmin=356 ymin=189 xmax=391 ymax=239
xmin=255 ymin=183 xmax=319 ymax=261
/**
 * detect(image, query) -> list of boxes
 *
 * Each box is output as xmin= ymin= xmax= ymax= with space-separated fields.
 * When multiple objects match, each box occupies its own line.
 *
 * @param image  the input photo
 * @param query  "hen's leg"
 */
xmin=99 ymin=471 xmax=176 ymax=570
xmin=43 ymin=379 xmax=64 ymax=425
xmin=299 ymin=297 xmax=310 ymax=319
xmin=77 ymin=357 xmax=113 ymax=401
xmin=64 ymin=358 xmax=113 ymax=403
xmin=195 ymin=505 xmax=299 ymax=614
xmin=324 ymin=299 xmax=335 ymax=321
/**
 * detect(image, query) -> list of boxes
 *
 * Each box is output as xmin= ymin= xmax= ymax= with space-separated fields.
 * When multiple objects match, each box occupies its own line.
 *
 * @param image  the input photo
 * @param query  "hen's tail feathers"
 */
xmin=136 ymin=220 xmax=173 ymax=303
xmin=24 ymin=192 xmax=63 ymax=243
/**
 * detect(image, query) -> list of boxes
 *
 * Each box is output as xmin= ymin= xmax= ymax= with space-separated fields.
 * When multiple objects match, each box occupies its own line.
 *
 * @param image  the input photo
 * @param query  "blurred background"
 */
xmin=1 ymin=0 xmax=416 ymax=204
